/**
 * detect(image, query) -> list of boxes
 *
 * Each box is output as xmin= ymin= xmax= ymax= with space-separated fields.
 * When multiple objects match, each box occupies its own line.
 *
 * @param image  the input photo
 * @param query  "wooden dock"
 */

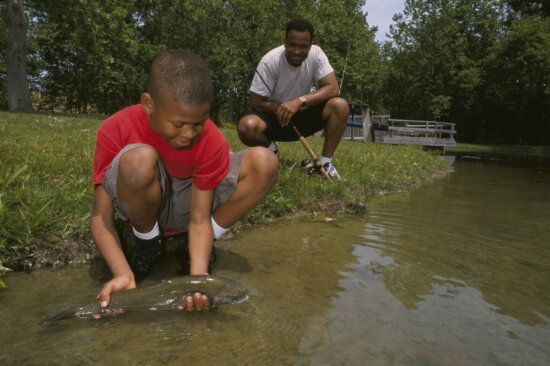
xmin=343 ymin=106 xmax=456 ymax=147
xmin=342 ymin=104 xmax=372 ymax=142
xmin=383 ymin=119 xmax=456 ymax=147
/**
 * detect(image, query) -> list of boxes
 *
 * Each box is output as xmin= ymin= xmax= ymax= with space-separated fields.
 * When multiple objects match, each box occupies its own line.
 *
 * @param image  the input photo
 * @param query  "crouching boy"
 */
xmin=91 ymin=49 xmax=278 ymax=312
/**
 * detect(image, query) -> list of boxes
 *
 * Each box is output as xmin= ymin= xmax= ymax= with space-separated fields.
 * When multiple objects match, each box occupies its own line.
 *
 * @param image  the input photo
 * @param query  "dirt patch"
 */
xmin=31 ymin=238 xmax=95 ymax=270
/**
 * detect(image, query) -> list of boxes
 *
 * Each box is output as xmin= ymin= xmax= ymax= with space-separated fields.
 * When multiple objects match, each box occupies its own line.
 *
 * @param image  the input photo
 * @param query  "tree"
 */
xmin=33 ymin=0 xmax=152 ymax=114
xmin=479 ymin=16 xmax=550 ymax=144
xmin=3 ymin=0 xmax=377 ymax=119
xmin=5 ymin=0 xmax=32 ymax=111
xmin=307 ymin=0 xmax=382 ymax=108
xmin=382 ymin=0 xmax=504 ymax=138
xmin=506 ymin=0 xmax=550 ymax=17
xmin=0 ymin=3 xmax=7 ymax=109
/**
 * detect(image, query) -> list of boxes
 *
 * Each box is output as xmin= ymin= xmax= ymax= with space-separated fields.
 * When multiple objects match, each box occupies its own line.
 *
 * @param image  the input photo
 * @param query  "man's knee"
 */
xmin=327 ymin=97 xmax=350 ymax=117
xmin=323 ymin=97 xmax=349 ymax=125
xmin=118 ymin=147 xmax=159 ymax=190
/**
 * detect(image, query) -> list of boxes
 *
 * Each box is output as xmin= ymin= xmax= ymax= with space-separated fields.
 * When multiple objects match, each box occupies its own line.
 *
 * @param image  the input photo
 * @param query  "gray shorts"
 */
xmin=103 ymin=144 xmax=244 ymax=233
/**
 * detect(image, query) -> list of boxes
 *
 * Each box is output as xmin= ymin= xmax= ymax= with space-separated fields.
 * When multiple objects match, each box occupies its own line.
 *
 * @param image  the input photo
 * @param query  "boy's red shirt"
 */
xmin=92 ymin=104 xmax=230 ymax=190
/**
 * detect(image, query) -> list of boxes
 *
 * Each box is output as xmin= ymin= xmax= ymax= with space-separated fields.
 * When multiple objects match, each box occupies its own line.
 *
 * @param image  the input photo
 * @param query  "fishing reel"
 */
xmin=301 ymin=159 xmax=319 ymax=175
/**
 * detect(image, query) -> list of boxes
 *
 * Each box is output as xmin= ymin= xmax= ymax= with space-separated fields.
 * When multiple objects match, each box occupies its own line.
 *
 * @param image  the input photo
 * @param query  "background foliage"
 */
xmin=383 ymin=0 xmax=549 ymax=144
xmin=0 ymin=0 xmax=548 ymax=145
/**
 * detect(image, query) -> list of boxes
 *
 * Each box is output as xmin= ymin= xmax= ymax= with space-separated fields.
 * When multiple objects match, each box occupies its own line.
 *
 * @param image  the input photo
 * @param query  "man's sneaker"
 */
xmin=301 ymin=159 xmax=318 ymax=175
xmin=323 ymin=162 xmax=342 ymax=181
xmin=267 ymin=141 xmax=279 ymax=158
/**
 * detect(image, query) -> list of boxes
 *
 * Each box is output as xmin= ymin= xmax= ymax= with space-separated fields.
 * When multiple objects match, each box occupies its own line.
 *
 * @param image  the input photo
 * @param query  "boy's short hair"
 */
xmin=285 ymin=18 xmax=314 ymax=40
xmin=147 ymin=49 xmax=212 ymax=105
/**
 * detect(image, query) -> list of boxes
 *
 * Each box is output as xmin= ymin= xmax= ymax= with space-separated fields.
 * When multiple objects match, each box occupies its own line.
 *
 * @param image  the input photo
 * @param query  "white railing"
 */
xmin=343 ymin=112 xmax=456 ymax=147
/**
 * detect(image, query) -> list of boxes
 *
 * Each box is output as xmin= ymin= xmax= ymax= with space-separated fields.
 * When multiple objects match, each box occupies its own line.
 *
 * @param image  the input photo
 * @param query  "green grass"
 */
xmin=0 ymin=111 xmax=452 ymax=271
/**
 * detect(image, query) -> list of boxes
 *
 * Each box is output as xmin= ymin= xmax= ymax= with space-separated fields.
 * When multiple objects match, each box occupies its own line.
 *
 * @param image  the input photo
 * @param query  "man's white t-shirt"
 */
xmin=249 ymin=45 xmax=334 ymax=103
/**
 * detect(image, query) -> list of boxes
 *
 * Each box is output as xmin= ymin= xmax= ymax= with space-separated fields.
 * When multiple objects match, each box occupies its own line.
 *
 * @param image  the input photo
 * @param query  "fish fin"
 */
xmin=39 ymin=310 xmax=75 ymax=325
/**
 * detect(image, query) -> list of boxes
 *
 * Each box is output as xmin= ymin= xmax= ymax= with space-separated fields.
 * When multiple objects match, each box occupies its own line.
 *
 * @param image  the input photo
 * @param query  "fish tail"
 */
xmin=39 ymin=310 xmax=76 ymax=325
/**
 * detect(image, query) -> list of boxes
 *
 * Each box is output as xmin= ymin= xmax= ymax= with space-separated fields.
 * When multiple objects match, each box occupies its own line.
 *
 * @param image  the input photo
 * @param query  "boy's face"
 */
xmin=141 ymin=91 xmax=210 ymax=150
xmin=284 ymin=29 xmax=312 ymax=67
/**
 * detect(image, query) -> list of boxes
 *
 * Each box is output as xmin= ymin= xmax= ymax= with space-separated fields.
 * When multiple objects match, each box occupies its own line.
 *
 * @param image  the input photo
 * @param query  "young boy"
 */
xmin=91 ymin=49 xmax=278 ymax=312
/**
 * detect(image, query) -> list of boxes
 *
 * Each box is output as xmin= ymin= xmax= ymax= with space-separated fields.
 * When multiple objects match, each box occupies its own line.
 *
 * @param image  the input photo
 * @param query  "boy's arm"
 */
xmin=90 ymin=185 xmax=136 ymax=307
xmin=188 ymin=183 xmax=215 ymax=275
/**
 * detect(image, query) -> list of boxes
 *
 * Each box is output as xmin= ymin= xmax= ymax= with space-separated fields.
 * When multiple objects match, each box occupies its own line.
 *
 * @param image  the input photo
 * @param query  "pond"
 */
xmin=1 ymin=159 xmax=549 ymax=365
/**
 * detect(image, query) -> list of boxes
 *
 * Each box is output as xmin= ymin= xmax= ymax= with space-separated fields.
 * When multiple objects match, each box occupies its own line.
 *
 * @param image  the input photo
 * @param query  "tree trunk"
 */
xmin=6 ymin=0 xmax=32 ymax=112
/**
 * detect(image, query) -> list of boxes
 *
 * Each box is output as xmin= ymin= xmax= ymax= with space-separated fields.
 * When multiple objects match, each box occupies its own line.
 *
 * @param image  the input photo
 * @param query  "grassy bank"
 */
xmin=0 ymin=111 xmax=451 ymax=272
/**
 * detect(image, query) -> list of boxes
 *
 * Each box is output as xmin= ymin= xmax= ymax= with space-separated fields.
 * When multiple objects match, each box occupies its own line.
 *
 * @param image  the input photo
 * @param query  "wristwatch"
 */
xmin=299 ymin=95 xmax=307 ymax=106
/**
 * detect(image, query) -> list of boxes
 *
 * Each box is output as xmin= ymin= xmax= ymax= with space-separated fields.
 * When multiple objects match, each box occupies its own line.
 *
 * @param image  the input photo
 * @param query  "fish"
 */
xmin=40 ymin=274 xmax=248 ymax=324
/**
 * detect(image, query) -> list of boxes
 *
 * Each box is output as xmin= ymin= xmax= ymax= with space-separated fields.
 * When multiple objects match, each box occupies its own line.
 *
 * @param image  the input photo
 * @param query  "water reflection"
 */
xmin=296 ymin=160 xmax=550 ymax=365
xmin=360 ymin=160 xmax=550 ymax=326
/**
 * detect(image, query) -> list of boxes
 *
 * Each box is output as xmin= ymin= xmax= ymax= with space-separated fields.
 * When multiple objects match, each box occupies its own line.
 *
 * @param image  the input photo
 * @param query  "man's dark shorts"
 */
xmin=243 ymin=101 xmax=327 ymax=141
xmin=103 ymin=144 xmax=244 ymax=233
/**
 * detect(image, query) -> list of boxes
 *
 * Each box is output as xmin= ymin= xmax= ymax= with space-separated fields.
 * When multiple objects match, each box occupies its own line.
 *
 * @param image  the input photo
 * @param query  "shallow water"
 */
xmin=1 ymin=159 xmax=549 ymax=365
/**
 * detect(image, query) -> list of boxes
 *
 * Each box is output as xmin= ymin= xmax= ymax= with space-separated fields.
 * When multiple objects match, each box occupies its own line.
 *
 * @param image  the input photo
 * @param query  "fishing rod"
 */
xmin=225 ymin=23 xmax=331 ymax=180
xmin=339 ymin=43 xmax=351 ymax=94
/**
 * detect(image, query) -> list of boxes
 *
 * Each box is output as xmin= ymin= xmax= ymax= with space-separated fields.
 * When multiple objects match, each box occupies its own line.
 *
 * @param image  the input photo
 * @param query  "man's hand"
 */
xmin=92 ymin=275 xmax=136 ymax=319
xmin=176 ymin=292 xmax=212 ymax=312
xmin=276 ymin=97 xmax=304 ymax=126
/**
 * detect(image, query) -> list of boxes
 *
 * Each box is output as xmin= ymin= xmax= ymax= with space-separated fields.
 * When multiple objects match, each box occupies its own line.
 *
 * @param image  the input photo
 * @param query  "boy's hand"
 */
xmin=176 ymin=292 xmax=212 ymax=312
xmin=92 ymin=275 xmax=136 ymax=319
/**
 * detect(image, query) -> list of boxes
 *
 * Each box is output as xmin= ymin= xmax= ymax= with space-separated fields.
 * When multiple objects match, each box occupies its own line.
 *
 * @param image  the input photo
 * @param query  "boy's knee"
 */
xmin=248 ymin=147 xmax=279 ymax=180
xmin=118 ymin=147 xmax=159 ymax=189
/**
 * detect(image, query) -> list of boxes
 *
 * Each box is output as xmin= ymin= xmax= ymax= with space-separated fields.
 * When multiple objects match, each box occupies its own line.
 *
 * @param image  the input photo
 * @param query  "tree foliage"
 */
xmin=479 ymin=15 xmax=550 ymax=144
xmin=31 ymin=0 xmax=152 ymax=114
xmin=1 ymin=0 xmax=548 ymax=145
xmin=2 ymin=0 xmax=378 ymax=121
xmin=383 ymin=0 xmax=549 ymax=144
xmin=0 ymin=2 xmax=7 ymax=110
xmin=384 ymin=0 xmax=504 ymax=121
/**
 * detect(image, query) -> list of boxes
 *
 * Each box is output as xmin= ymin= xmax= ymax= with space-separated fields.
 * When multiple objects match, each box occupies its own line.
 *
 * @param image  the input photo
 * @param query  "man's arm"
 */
xmin=91 ymin=185 xmax=136 ymax=307
xmin=297 ymin=71 xmax=340 ymax=107
xmin=249 ymin=72 xmax=341 ymax=127
xmin=250 ymin=92 xmax=279 ymax=114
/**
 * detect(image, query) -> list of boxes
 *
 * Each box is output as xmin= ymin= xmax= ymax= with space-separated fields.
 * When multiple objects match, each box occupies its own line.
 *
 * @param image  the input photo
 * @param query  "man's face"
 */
xmin=142 ymin=91 xmax=210 ymax=150
xmin=284 ymin=29 xmax=312 ymax=67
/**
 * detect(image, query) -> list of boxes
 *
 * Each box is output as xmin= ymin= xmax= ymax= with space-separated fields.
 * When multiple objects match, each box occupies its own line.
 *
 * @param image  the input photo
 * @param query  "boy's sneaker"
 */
xmin=322 ymin=162 xmax=342 ymax=181
xmin=178 ymin=236 xmax=217 ymax=275
xmin=125 ymin=236 xmax=166 ymax=281
xmin=116 ymin=219 xmax=166 ymax=281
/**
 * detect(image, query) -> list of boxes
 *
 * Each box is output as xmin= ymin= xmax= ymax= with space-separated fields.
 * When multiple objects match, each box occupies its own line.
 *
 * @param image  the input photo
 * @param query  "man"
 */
xmin=91 ymin=49 xmax=278 ymax=312
xmin=237 ymin=18 xmax=349 ymax=179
